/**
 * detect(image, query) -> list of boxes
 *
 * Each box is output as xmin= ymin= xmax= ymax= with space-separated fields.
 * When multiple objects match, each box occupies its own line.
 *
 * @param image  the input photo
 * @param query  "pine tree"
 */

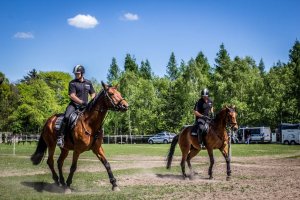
xmin=107 ymin=57 xmax=120 ymax=84
xmin=166 ymin=52 xmax=178 ymax=81
xmin=140 ymin=59 xmax=152 ymax=79
xmin=124 ymin=54 xmax=138 ymax=73
xmin=258 ymin=58 xmax=265 ymax=75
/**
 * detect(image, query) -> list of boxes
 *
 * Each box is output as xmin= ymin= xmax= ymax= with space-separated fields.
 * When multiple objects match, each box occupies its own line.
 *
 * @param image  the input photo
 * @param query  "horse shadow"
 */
xmin=21 ymin=181 xmax=65 ymax=193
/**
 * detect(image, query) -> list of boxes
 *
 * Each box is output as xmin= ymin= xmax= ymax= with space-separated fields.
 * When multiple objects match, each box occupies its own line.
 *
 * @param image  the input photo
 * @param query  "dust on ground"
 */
xmin=105 ymin=155 xmax=300 ymax=200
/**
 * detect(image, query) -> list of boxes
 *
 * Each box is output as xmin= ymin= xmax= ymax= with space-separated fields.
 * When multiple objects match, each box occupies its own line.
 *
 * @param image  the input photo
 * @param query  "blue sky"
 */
xmin=0 ymin=0 xmax=299 ymax=83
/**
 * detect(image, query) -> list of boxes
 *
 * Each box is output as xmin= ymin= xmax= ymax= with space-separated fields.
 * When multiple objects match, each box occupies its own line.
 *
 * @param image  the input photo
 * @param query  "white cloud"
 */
xmin=14 ymin=32 xmax=34 ymax=39
xmin=68 ymin=14 xmax=99 ymax=29
xmin=122 ymin=12 xmax=139 ymax=21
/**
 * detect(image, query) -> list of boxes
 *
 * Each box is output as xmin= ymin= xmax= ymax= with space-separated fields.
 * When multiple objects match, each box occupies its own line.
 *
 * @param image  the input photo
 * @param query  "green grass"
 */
xmin=1 ymin=143 xmax=299 ymax=157
xmin=0 ymin=143 xmax=300 ymax=199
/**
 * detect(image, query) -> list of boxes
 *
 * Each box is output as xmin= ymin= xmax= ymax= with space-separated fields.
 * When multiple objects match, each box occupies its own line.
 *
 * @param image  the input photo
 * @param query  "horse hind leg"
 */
xmin=187 ymin=146 xmax=200 ymax=178
xmin=57 ymin=148 xmax=69 ymax=186
xmin=179 ymin=145 xmax=190 ymax=180
xmin=47 ymin=146 xmax=59 ymax=185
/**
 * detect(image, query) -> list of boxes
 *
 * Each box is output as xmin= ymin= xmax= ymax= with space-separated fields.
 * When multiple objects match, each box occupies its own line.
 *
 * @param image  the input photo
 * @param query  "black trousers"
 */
xmin=63 ymin=103 xmax=77 ymax=123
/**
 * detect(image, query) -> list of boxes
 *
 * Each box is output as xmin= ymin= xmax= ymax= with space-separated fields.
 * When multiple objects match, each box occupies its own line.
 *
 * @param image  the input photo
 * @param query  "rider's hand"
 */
xmin=81 ymin=101 xmax=88 ymax=106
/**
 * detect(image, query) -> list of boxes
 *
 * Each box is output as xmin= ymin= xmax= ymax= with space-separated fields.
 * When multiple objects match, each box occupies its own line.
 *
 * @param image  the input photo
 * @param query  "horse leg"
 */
xmin=93 ymin=146 xmax=119 ymax=191
xmin=65 ymin=151 xmax=80 ymax=190
xmin=46 ymin=146 xmax=59 ymax=185
xmin=187 ymin=146 xmax=200 ymax=177
xmin=57 ymin=148 xmax=69 ymax=186
xmin=207 ymin=149 xmax=214 ymax=179
xmin=220 ymin=147 xmax=231 ymax=180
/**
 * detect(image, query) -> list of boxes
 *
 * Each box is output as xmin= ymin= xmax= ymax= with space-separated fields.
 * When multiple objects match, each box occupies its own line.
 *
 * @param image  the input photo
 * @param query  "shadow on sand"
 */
xmin=21 ymin=181 xmax=65 ymax=193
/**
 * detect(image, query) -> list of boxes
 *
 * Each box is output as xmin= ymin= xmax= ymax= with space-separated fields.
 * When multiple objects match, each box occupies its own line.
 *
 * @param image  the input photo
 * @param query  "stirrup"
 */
xmin=57 ymin=137 xmax=64 ymax=148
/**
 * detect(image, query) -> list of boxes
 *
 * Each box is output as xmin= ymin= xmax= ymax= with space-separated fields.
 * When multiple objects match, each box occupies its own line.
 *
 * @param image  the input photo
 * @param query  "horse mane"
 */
xmin=214 ymin=107 xmax=226 ymax=123
xmin=86 ymin=89 xmax=105 ymax=111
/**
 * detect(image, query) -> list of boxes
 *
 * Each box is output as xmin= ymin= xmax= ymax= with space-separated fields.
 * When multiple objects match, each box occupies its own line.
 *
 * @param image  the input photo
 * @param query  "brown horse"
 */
xmin=31 ymin=82 xmax=128 ymax=191
xmin=166 ymin=106 xmax=238 ymax=180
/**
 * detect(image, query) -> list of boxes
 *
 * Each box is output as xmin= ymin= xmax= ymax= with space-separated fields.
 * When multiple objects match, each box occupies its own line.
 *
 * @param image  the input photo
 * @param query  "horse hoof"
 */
xmin=113 ymin=186 xmax=120 ymax=192
xmin=226 ymin=176 xmax=231 ymax=181
xmin=64 ymin=188 xmax=72 ymax=194
xmin=209 ymin=176 xmax=213 ymax=180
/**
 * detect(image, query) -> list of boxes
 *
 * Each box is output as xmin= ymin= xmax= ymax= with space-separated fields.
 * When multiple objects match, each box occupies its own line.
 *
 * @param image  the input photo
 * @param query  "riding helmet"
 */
xmin=201 ymin=88 xmax=209 ymax=96
xmin=73 ymin=65 xmax=85 ymax=74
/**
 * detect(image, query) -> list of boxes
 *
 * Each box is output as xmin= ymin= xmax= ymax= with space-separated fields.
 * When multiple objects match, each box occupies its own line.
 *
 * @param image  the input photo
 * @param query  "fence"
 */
xmin=0 ymin=133 xmax=153 ymax=144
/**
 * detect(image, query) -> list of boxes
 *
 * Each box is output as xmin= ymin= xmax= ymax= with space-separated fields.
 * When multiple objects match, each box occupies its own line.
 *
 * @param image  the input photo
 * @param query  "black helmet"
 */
xmin=201 ymin=88 xmax=209 ymax=96
xmin=73 ymin=65 xmax=85 ymax=74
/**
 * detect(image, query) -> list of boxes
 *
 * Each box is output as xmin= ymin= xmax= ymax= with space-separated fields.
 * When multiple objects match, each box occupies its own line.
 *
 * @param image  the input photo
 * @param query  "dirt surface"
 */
xmin=107 ymin=155 xmax=300 ymax=199
xmin=2 ymin=154 xmax=300 ymax=199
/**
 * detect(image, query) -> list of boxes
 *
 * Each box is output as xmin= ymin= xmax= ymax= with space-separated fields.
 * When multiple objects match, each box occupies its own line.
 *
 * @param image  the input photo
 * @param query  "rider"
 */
xmin=57 ymin=65 xmax=96 ymax=147
xmin=194 ymin=88 xmax=214 ymax=146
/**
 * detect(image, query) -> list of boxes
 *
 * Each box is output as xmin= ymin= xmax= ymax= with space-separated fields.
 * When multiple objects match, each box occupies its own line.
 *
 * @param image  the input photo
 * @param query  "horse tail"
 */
xmin=31 ymin=125 xmax=47 ymax=165
xmin=166 ymin=134 xmax=179 ymax=169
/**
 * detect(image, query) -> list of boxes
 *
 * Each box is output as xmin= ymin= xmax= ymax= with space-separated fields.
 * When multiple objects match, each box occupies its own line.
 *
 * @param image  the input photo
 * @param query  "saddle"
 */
xmin=191 ymin=119 xmax=210 ymax=136
xmin=55 ymin=110 xmax=83 ymax=133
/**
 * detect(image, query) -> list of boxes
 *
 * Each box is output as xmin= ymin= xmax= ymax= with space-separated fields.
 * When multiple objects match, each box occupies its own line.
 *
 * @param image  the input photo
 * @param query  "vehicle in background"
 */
xmin=148 ymin=131 xmax=176 ymax=144
xmin=279 ymin=123 xmax=300 ymax=145
xmin=237 ymin=127 xmax=271 ymax=143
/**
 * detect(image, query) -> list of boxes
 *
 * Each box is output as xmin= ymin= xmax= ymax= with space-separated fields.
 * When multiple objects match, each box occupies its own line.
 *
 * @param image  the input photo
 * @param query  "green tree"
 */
xmin=258 ymin=58 xmax=265 ymax=75
xmin=166 ymin=52 xmax=178 ymax=81
xmin=140 ymin=59 xmax=152 ymax=80
xmin=288 ymin=39 xmax=300 ymax=119
xmin=124 ymin=54 xmax=138 ymax=73
xmin=107 ymin=57 xmax=120 ymax=84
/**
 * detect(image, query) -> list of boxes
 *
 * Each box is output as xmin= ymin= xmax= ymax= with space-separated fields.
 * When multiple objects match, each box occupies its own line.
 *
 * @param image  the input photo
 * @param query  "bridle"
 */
xmin=226 ymin=108 xmax=237 ymax=130
xmin=103 ymin=88 xmax=126 ymax=111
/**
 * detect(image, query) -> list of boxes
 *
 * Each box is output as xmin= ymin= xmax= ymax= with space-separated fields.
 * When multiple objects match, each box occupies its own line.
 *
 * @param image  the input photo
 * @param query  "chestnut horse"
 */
xmin=31 ymin=82 xmax=128 ymax=191
xmin=166 ymin=106 xmax=238 ymax=180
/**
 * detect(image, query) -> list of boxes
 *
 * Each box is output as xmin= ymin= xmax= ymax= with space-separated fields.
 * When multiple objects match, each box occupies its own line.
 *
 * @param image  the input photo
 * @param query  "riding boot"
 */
xmin=197 ymin=127 xmax=203 ymax=148
xmin=57 ymin=121 xmax=67 ymax=148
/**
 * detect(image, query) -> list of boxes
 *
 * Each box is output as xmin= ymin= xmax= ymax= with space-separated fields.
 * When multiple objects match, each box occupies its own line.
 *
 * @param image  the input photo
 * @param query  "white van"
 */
xmin=237 ymin=127 xmax=271 ymax=143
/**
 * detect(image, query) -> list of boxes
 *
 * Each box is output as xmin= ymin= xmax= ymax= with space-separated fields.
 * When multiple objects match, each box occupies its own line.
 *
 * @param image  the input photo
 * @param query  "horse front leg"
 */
xmin=93 ymin=146 xmax=119 ymax=191
xmin=207 ymin=149 xmax=214 ymax=179
xmin=220 ymin=144 xmax=231 ymax=181
xmin=57 ymin=148 xmax=69 ymax=186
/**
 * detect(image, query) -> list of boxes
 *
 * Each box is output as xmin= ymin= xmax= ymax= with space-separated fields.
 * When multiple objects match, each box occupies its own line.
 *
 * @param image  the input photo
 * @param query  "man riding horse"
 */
xmin=193 ymin=88 xmax=214 ymax=146
xmin=57 ymin=65 xmax=96 ymax=147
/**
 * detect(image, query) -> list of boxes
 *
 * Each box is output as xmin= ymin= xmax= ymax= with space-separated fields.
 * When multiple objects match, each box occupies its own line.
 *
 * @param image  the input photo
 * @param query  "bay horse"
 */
xmin=166 ymin=105 xmax=238 ymax=180
xmin=31 ymin=82 xmax=128 ymax=191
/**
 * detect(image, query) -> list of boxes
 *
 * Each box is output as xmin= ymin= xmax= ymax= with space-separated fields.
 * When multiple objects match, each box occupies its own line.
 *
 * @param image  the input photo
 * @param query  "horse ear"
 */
xmin=101 ymin=81 xmax=109 ymax=90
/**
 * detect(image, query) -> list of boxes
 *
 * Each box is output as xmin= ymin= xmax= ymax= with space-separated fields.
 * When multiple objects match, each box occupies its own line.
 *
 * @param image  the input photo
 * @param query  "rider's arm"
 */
xmin=194 ymin=110 xmax=204 ymax=118
xmin=69 ymin=93 xmax=84 ymax=105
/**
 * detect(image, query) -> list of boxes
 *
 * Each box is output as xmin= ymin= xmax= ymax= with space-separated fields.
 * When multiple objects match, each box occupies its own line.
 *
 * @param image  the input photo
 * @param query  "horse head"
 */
xmin=225 ymin=105 xmax=238 ymax=131
xmin=101 ymin=81 xmax=128 ymax=112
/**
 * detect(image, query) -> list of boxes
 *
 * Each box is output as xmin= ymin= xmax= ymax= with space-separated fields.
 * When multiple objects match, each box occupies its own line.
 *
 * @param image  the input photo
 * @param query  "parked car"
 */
xmin=148 ymin=132 xmax=176 ymax=144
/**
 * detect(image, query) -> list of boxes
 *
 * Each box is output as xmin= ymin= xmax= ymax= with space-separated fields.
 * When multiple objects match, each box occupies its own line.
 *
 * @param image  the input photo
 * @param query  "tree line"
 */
xmin=0 ymin=41 xmax=299 ymax=135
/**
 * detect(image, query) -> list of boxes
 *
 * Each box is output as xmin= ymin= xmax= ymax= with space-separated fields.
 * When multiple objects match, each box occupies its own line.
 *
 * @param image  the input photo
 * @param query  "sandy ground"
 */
xmin=2 ymin=154 xmax=300 ymax=199
xmin=105 ymin=155 xmax=300 ymax=200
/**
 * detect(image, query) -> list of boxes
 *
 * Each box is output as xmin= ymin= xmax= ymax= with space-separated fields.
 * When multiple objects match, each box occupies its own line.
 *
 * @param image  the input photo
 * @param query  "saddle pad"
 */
xmin=190 ymin=125 xmax=198 ymax=136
